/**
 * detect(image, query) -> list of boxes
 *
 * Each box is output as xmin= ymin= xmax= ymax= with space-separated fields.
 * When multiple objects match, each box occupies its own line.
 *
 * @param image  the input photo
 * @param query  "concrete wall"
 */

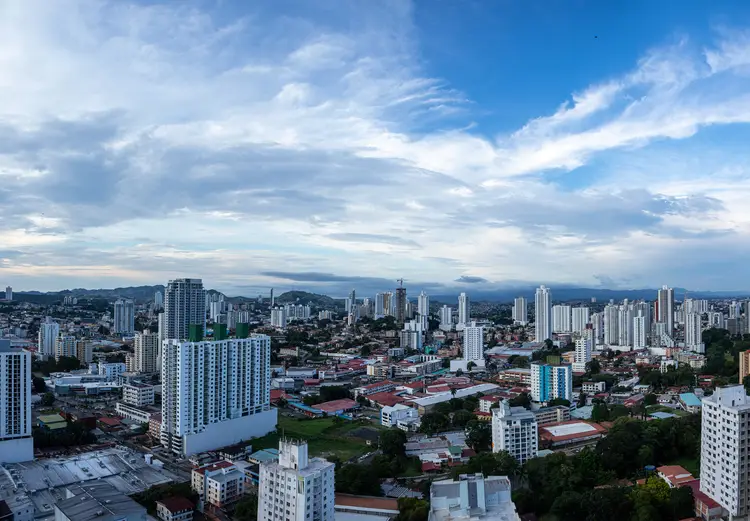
xmin=0 ymin=437 xmax=33 ymax=463
xmin=183 ymin=409 xmax=278 ymax=456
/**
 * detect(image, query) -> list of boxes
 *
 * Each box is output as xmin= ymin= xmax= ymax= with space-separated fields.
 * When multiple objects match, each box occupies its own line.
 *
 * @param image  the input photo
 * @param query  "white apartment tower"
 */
xmin=701 ymin=385 xmax=750 ymax=519
xmin=114 ymin=299 xmax=135 ymax=335
xmin=463 ymin=323 xmax=485 ymax=362
xmin=38 ymin=317 xmax=59 ymax=358
xmin=603 ymin=303 xmax=619 ymax=345
xmin=552 ymin=305 xmax=572 ymax=333
xmin=270 ymin=307 xmax=287 ymax=328
xmin=161 ymin=335 xmax=276 ymax=456
xmin=572 ymin=338 xmax=592 ymax=373
xmin=418 ymin=291 xmax=430 ymax=317
xmin=512 ymin=297 xmax=528 ymax=325
xmin=633 ymin=315 xmax=648 ymax=349
xmin=0 ymin=340 xmax=32 ymax=463
xmin=55 ymin=335 xmax=77 ymax=361
xmin=534 ymin=285 xmax=551 ymax=342
xmin=656 ymin=285 xmax=675 ymax=337
xmin=439 ymin=305 xmax=453 ymax=331
xmin=458 ymin=293 xmax=470 ymax=328
xmin=164 ymin=278 xmax=206 ymax=341
xmin=4 ymin=286 xmax=11 ymax=301
xmin=571 ymin=306 xmax=590 ymax=333
xmin=491 ymin=401 xmax=538 ymax=464
xmin=685 ymin=312 xmax=704 ymax=353
xmin=258 ymin=440 xmax=335 ymax=521
xmin=135 ymin=330 xmax=160 ymax=373
xmin=617 ymin=304 xmax=633 ymax=348
xmin=154 ymin=290 xmax=164 ymax=308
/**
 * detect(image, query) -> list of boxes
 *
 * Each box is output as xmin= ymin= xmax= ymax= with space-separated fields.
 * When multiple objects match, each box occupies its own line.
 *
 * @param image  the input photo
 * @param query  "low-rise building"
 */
xmin=491 ymin=402 xmax=538 ymax=464
xmin=122 ymin=383 xmax=155 ymax=407
xmin=191 ymin=461 xmax=245 ymax=509
xmin=353 ymin=381 xmax=396 ymax=399
xmin=428 ymin=474 xmax=521 ymax=521
xmin=581 ymin=381 xmax=606 ymax=394
xmin=478 ymin=396 xmax=501 ymax=413
xmin=381 ymin=403 xmax=419 ymax=428
xmin=679 ymin=393 xmax=702 ymax=414
xmin=533 ymin=405 xmax=570 ymax=426
xmin=149 ymin=414 xmax=162 ymax=439
xmin=156 ymin=497 xmax=194 ymax=521
xmin=115 ymin=402 xmax=156 ymax=424
xmin=54 ymin=482 xmax=147 ymax=521
xmin=656 ymin=465 xmax=695 ymax=488
xmin=539 ymin=421 xmax=607 ymax=451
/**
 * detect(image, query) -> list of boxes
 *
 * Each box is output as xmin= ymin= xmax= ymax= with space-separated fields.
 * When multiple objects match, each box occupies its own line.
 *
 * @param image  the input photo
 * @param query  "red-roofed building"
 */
xmin=270 ymin=389 xmax=290 ymax=404
xmin=353 ymin=381 xmax=396 ymax=399
xmin=683 ymin=480 xmax=722 ymax=521
xmin=474 ymin=411 xmax=492 ymax=422
xmin=656 ymin=465 xmax=695 ymax=488
xmin=98 ymin=417 xmax=121 ymax=429
xmin=422 ymin=461 xmax=442 ymax=473
xmin=479 ymin=395 xmax=502 ymax=413
xmin=315 ymin=399 xmax=359 ymax=415
xmin=156 ymin=497 xmax=194 ymax=521
xmin=367 ymin=392 xmax=409 ymax=408
xmin=539 ymin=421 xmax=608 ymax=451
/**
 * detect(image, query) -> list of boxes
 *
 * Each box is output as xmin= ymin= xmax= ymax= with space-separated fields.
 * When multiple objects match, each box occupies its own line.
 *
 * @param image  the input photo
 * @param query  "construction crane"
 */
xmin=397 ymin=278 xmax=404 ymax=288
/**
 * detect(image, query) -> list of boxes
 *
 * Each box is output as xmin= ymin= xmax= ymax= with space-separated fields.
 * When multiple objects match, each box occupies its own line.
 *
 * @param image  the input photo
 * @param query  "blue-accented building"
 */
xmin=531 ymin=362 xmax=573 ymax=403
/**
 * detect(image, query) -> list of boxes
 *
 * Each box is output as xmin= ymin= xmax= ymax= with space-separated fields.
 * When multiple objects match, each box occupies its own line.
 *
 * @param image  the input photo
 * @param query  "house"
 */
xmin=656 ymin=465 xmax=694 ymax=488
xmin=478 ymin=395 xmax=502 ymax=413
xmin=623 ymin=394 xmax=645 ymax=408
xmin=315 ymin=398 xmax=359 ymax=416
xmin=381 ymin=403 xmax=418 ymax=428
xmin=678 ymin=393 xmax=702 ymax=414
xmin=156 ymin=497 xmax=194 ymax=521
xmin=684 ymin=480 xmax=722 ymax=521
xmin=582 ymin=381 xmax=606 ymax=394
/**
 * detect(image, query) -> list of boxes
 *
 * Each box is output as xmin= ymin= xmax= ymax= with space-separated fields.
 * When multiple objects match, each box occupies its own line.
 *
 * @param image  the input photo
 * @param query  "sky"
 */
xmin=3 ymin=0 xmax=750 ymax=297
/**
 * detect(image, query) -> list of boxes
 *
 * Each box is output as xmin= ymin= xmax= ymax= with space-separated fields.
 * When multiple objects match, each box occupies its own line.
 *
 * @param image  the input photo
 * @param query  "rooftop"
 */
xmin=334 ymin=494 xmax=398 ymax=513
xmin=55 ymin=482 xmax=146 ymax=521
xmin=678 ymin=393 xmax=702 ymax=407
xmin=316 ymin=398 xmax=358 ymax=413
xmin=157 ymin=496 xmax=194 ymax=513
xmin=540 ymin=421 xmax=607 ymax=442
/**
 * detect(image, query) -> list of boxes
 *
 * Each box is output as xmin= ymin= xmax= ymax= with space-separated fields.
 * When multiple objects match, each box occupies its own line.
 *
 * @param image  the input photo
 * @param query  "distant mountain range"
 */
xmin=10 ymin=285 xmax=750 ymax=305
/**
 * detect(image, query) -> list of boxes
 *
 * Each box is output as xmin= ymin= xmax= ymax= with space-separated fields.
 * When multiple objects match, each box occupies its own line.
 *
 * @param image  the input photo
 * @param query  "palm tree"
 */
xmin=451 ymin=387 xmax=457 ymax=397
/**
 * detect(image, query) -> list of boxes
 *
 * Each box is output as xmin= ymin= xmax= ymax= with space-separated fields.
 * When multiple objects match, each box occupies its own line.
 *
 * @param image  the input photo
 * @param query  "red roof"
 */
xmin=367 ymin=392 xmax=408 ymax=408
xmin=316 ymin=398 xmax=357 ymax=413
xmin=304 ymin=379 xmax=321 ymax=385
xmin=98 ymin=417 xmax=120 ymax=426
xmin=683 ymin=479 xmax=721 ymax=509
xmin=361 ymin=380 xmax=395 ymax=390
xmin=194 ymin=461 xmax=235 ymax=475
xmin=157 ymin=496 xmax=194 ymax=513
xmin=422 ymin=462 xmax=442 ymax=472
xmin=400 ymin=382 xmax=424 ymax=390
xmin=480 ymin=396 xmax=501 ymax=403
xmin=270 ymin=390 xmax=288 ymax=401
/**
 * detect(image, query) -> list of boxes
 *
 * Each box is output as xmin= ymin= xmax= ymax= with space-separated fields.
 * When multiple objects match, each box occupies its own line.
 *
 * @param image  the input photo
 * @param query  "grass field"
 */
xmin=249 ymin=416 xmax=384 ymax=462
xmin=646 ymin=405 xmax=690 ymax=417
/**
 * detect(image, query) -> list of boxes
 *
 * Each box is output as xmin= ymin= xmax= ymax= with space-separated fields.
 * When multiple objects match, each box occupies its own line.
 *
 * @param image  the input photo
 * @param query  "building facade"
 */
xmin=458 ymin=292 xmax=470 ymax=328
xmin=530 ymin=362 xmax=572 ymax=403
xmin=491 ymin=402 xmax=538 ymax=464
xmin=512 ymin=297 xmax=528 ymax=325
xmin=161 ymin=335 xmax=276 ymax=456
xmin=37 ymin=317 xmax=59 ymax=358
xmin=164 ymin=278 xmax=206 ymax=341
xmin=113 ymin=299 xmax=135 ymax=335
xmin=135 ymin=330 xmax=160 ymax=374
xmin=257 ymin=440 xmax=335 ymax=521
xmin=122 ymin=383 xmax=155 ymax=407
xmin=656 ymin=285 xmax=675 ymax=337
xmin=0 ymin=340 xmax=32 ymax=463
xmin=534 ymin=286 xmax=551 ymax=342
xmin=463 ymin=323 xmax=485 ymax=362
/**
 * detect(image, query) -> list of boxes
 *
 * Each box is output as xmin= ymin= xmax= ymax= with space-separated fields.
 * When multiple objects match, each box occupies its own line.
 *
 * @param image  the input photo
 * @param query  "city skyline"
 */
xmin=4 ymin=2 xmax=750 ymax=292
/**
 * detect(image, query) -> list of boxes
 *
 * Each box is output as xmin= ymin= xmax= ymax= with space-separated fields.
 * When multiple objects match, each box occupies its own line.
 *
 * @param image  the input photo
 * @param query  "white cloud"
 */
xmin=3 ymin=1 xmax=750 ymax=292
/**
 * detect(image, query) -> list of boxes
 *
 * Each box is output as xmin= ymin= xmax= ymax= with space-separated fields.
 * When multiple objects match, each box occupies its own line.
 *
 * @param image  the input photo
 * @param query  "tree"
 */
xmin=234 ymin=493 xmax=258 ymax=521
xmin=455 ymin=369 xmax=463 ymax=377
xmin=509 ymin=392 xmax=531 ymax=409
xmin=361 ymin=345 xmax=372 ymax=357
xmin=379 ymin=429 xmax=407 ymax=459
xmin=41 ymin=392 xmax=55 ymax=406
xmin=544 ymin=339 xmax=554 ymax=350
xmin=395 ymin=498 xmax=429 ymax=521
xmin=420 ymin=412 xmax=450 ymax=434
xmin=644 ymin=393 xmax=657 ymax=406
xmin=465 ymin=421 xmax=492 ymax=452
xmin=467 ymin=361 xmax=476 ymax=372
xmin=451 ymin=409 xmax=474 ymax=428
xmin=585 ymin=359 xmax=601 ymax=374
xmin=743 ymin=374 xmax=750 ymax=395
xmin=336 ymin=463 xmax=382 ymax=496
xmin=33 ymin=376 xmax=47 ymax=393
xmin=591 ymin=401 xmax=609 ymax=422
xmin=577 ymin=391 xmax=587 ymax=408
xmin=547 ymin=398 xmax=571 ymax=407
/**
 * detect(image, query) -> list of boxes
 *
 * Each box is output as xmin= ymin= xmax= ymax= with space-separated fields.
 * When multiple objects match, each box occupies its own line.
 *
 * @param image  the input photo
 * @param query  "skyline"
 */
xmin=5 ymin=1 xmax=750 ymax=292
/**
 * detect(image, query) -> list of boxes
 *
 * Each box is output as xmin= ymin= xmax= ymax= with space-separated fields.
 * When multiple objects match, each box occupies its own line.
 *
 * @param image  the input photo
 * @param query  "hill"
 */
xmin=276 ymin=291 xmax=339 ymax=308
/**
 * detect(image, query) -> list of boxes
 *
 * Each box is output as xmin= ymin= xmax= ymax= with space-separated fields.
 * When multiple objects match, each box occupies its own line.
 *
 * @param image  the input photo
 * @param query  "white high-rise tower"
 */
xmin=0 ymin=340 xmax=33 ymax=463
xmin=656 ymin=285 xmax=675 ymax=337
xmin=463 ymin=322 xmax=485 ymax=362
xmin=38 ymin=317 xmax=59 ymax=357
xmin=135 ymin=330 xmax=160 ymax=373
xmin=685 ymin=312 xmax=704 ymax=353
xmin=418 ymin=291 xmax=430 ymax=316
xmin=154 ymin=291 xmax=163 ymax=308
xmin=164 ymin=278 xmax=206 ymax=341
xmin=114 ymin=299 xmax=135 ymax=335
xmin=512 ymin=297 xmax=528 ymax=325
xmin=534 ymin=285 xmax=551 ymax=342
xmin=458 ymin=292 xmax=470 ymax=328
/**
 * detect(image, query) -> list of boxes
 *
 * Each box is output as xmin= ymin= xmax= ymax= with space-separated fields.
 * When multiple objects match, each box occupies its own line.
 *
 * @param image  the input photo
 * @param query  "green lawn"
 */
xmin=248 ymin=416 xmax=381 ymax=462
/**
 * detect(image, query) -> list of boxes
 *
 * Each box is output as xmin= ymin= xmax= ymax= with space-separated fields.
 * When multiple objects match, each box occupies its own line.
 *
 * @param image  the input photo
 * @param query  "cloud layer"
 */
xmin=2 ymin=1 xmax=750 ymax=295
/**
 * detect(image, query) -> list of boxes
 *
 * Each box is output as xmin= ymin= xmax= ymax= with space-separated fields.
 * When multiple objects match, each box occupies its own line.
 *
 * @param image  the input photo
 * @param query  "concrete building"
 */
xmin=552 ymin=305 xmax=572 ymax=333
xmin=37 ymin=317 xmax=59 ymax=358
xmin=192 ymin=461 xmax=245 ymax=509
xmin=512 ymin=297 xmax=527 ymax=325
xmin=161 ymin=335 xmax=276 ymax=456
xmin=418 ymin=291 xmax=430 ymax=317
xmin=534 ymin=285 xmax=551 ymax=342
xmin=530 ymin=362 xmax=572 ymax=403
xmin=700 ymin=385 xmax=750 ymax=519
xmin=270 ymin=307 xmax=287 ymax=328
xmin=0 ymin=340 xmax=32 ymax=463
xmin=258 ymin=440 xmax=335 ymax=521
xmin=156 ymin=497 xmax=193 ymax=521
xmin=154 ymin=291 xmax=164 ymax=309
xmin=4 ymin=286 xmax=11 ymax=301
xmin=54 ymin=482 xmax=147 ymax=521
xmin=656 ymin=285 xmax=675 ymax=337
xmin=428 ymin=474 xmax=520 ymax=521
xmin=55 ymin=335 xmax=77 ymax=361
xmin=122 ymin=383 xmax=155 ymax=407
xmin=633 ymin=315 xmax=648 ymax=349
xmin=114 ymin=299 xmax=135 ymax=336
xmin=685 ymin=312 xmax=704 ymax=353
xmin=458 ymin=292 xmax=470 ymax=328
xmin=491 ymin=402 xmax=538 ymax=464
xmin=571 ymin=306 xmax=590 ymax=333
xmin=381 ymin=403 xmax=419 ymax=429
xmin=164 ymin=278 xmax=206 ymax=341
xmin=603 ymin=303 xmax=619 ymax=346
xmin=439 ymin=305 xmax=453 ymax=331
xmin=463 ymin=323 xmax=485 ymax=362
xmin=572 ymin=338 xmax=592 ymax=373
xmin=74 ymin=339 xmax=93 ymax=364
xmin=740 ymin=350 xmax=750 ymax=385
xmin=135 ymin=330 xmax=160 ymax=374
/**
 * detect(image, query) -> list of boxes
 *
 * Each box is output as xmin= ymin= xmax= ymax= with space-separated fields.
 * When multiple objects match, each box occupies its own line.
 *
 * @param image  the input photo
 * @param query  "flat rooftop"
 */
xmin=544 ymin=423 xmax=597 ymax=437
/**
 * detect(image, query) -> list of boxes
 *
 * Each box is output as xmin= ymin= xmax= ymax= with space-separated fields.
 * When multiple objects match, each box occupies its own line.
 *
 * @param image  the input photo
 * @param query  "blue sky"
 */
xmin=3 ymin=0 xmax=750 ymax=296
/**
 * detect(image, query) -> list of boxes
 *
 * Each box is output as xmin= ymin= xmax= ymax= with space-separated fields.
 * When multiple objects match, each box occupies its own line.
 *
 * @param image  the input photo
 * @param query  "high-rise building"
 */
xmin=270 ymin=288 xmax=274 ymax=307
xmin=700 ymin=385 xmax=750 ymax=519
xmin=534 ymin=286 xmax=551 ymax=342
xmin=463 ymin=323 xmax=485 ymax=362
xmin=617 ymin=304 xmax=633 ymax=348
xmin=164 ymin=278 xmax=206 ymax=341
xmin=76 ymin=340 xmax=93 ymax=364
xmin=55 ymin=335 xmax=77 ymax=361
xmin=740 ymin=351 xmax=750 ymax=384
xmin=346 ymin=289 xmax=356 ymax=314
xmin=685 ymin=312 xmax=704 ymax=353
xmin=572 ymin=338 xmax=592 ymax=373
xmin=571 ymin=306 xmax=590 ymax=333
xmin=270 ymin=307 xmax=287 ymax=328
xmin=656 ymin=285 xmax=675 ymax=337
xmin=4 ymin=286 xmax=11 ymax=301
xmin=530 ymin=362 xmax=572 ymax=403
xmin=633 ymin=315 xmax=648 ymax=349
xmin=154 ymin=291 xmax=163 ymax=308
xmin=418 ymin=291 xmax=430 ymax=317
xmin=258 ymin=440 xmax=335 ymax=521
xmin=135 ymin=330 xmax=160 ymax=374
xmin=458 ymin=292 xmax=470 ymax=327
xmin=114 ymin=299 xmax=135 ymax=335
xmin=161 ymin=335 xmax=276 ymax=456
xmin=0 ymin=340 xmax=32 ymax=463
xmin=38 ymin=317 xmax=59 ymax=357
xmin=512 ymin=297 xmax=528 ymax=325
xmin=591 ymin=312 xmax=604 ymax=345
xmin=429 ymin=474 xmax=521 ymax=521
xmin=439 ymin=305 xmax=453 ymax=331
xmin=603 ymin=303 xmax=619 ymax=345
xmin=491 ymin=401 xmax=538 ymax=464
xmin=395 ymin=287 xmax=407 ymax=324
xmin=552 ymin=305 xmax=571 ymax=333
